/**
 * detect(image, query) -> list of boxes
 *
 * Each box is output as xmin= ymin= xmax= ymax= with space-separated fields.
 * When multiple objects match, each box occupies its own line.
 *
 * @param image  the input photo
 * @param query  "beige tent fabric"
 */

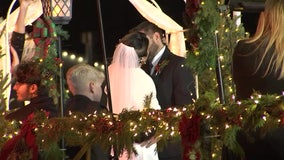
xmin=0 ymin=1 xmax=43 ymax=32
xmin=129 ymin=0 xmax=186 ymax=57
xmin=0 ymin=0 xmax=43 ymax=110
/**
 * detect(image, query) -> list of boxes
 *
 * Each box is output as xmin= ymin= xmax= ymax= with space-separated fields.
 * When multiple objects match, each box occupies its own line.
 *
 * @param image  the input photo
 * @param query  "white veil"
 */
xmin=108 ymin=43 xmax=140 ymax=114
xmin=111 ymin=43 xmax=140 ymax=69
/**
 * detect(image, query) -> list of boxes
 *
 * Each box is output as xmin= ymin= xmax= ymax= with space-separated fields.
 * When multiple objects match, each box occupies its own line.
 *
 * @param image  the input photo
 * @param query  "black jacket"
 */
xmin=5 ymin=95 xmax=58 ymax=121
xmin=64 ymin=95 xmax=107 ymax=116
xmin=141 ymin=47 xmax=196 ymax=160
xmin=64 ymin=95 xmax=109 ymax=160
xmin=141 ymin=47 xmax=196 ymax=110
xmin=227 ymin=39 xmax=284 ymax=160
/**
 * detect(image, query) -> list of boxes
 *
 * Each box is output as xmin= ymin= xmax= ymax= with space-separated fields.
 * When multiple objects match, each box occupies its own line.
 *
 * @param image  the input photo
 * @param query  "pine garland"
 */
xmin=185 ymin=0 xmax=246 ymax=101
xmin=0 ymin=92 xmax=283 ymax=160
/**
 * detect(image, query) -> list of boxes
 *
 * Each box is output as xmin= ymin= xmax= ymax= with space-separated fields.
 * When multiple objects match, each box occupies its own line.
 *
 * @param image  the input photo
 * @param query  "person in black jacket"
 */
xmin=0 ymin=61 xmax=59 ymax=160
xmin=225 ymin=0 xmax=284 ymax=160
xmin=6 ymin=61 xmax=58 ymax=120
xmin=65 ymin=63 xmax=107 ymax=115
xmin=130 ymin=21 xmax=196 ymax=160
xmin=64 ymin=63 xmax=109 ymax=160
xmin=9 ymin=0 xmax=37 ymax=110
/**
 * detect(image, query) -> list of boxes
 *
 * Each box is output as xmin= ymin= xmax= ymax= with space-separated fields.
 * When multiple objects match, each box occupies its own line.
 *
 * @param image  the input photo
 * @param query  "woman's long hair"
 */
xmin=246 ymin=0 xmax=284 ymax=79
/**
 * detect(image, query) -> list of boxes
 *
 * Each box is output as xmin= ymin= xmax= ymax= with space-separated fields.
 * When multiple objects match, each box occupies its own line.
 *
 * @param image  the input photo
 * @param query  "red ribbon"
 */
xmin=32 ymin=17 xmax=57 ymax=58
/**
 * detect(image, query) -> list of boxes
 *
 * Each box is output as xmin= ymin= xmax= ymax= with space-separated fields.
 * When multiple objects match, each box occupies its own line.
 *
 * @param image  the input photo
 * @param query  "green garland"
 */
xmin=1 ymin=93 xmax=284 ymax=160
xmin=185 ymin=0 xmax=247 ymax=100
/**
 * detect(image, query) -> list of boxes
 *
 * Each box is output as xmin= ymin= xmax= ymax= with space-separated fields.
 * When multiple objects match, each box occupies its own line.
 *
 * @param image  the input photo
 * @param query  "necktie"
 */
xmin=149 ymin=64 xmax=153 ymax=75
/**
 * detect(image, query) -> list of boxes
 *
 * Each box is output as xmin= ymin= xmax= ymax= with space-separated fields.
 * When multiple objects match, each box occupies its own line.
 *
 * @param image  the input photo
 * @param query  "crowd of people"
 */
xmin=1 ymin=0 xmax=284 ymax=159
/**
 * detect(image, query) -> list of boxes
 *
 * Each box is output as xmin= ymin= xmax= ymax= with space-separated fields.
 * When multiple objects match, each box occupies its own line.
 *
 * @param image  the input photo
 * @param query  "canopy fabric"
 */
xmin=129 ymin=0 xmax=186 ymax=57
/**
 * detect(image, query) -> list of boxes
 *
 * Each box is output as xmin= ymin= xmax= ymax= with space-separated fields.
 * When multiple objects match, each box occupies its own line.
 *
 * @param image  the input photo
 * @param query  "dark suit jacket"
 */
xmin=142 ymin=47 xmax=196 ymax=110
xmin=142 ymin=47 xmax=196 ymax=160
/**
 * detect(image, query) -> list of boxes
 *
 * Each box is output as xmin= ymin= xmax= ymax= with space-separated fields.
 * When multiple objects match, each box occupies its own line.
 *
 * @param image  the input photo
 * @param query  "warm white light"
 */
xmin=52 ymin=0 xmax=71 ymax=17
xmin=42 ymin=0 xmax=73 ymax=25
xmin=233 ymin=11 xmax=241 ymax=27
xmin=78 ymin=57 xmax=83 ymax=62
xmin=100 ymin=65 xmax=105 ymax=70
xmin=94 ymin=62 xmax=99 ymax=67
xmin=62 ymin=51 xmax=68 ymax=57
xmin=52 ymin=5 xmax=62 ymax=16
xmin=70 ymin=54 xmax=76 ymax=60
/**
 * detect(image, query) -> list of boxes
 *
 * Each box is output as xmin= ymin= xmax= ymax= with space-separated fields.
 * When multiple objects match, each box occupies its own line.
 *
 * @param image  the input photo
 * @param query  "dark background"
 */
xmin=1 ymin=0 xmax=261 ymax=64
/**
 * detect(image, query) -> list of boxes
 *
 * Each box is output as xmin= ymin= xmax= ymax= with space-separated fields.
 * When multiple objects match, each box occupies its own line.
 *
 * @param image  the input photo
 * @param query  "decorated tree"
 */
xmin=184 ymin=0 xmax=247 ymax=101
xmin=182 ymin=0 xmax=247 ymax=159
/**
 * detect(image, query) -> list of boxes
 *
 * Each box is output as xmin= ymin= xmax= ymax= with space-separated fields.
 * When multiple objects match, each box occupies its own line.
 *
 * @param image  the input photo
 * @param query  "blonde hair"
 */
xmin=246 ymin=0 xmax=284 ymax=79
xmin=66 ymin=63 xmax=105 ymax=96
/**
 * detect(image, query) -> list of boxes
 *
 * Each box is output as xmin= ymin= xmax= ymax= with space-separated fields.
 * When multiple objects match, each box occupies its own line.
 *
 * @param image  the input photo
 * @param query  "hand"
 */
xmin=139 ymin=136 xmax=161 ymax=148
xmin=19 ymin=0 xmax=37 ymax=7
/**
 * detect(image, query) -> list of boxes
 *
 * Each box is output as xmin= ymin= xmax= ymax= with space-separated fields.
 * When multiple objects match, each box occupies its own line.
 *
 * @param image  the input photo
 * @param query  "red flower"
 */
xmin=179 ymin=112 xmax=201 ymax=160
xmin=154 ymin=60 xmax=169 ymax=76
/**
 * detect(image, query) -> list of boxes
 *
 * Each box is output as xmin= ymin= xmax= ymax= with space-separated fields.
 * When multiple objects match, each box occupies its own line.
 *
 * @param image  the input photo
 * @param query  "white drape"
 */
xmin=129 ymin=0 xmax=187 ymax=57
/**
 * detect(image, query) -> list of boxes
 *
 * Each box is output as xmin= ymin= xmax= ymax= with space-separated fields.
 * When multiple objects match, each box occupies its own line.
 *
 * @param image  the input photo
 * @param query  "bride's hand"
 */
xmin=140 ymin=136 xmax=161 ymax=148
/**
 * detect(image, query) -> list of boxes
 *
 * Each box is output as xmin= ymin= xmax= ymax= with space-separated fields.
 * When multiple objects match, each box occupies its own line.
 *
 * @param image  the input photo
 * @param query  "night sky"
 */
xmin=61 ymin=0 xmax=186 ymax=62
xmin=1 ymin=0 xmax=260 ymax=64
xmin=1 ymin=0 xmax=186 ymax=63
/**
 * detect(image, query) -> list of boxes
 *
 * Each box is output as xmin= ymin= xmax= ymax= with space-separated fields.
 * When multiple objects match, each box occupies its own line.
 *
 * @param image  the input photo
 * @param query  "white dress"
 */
xmin=110 ymin=68 xmax=160 ymax=114
xmin=109 ymin=68 xmax=160 ymax=160
xmin=108 ymin=43 xmax=160 ymax=160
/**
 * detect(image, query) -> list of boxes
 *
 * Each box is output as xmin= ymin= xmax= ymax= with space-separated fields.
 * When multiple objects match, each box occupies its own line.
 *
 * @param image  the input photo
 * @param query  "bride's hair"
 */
xmin=119 ymin=31 xmax=149 ymax=58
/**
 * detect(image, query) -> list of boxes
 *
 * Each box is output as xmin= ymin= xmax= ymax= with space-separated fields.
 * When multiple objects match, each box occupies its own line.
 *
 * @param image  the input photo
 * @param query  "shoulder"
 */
xmin=167 ymin=53 xmax=189 ymax=70
xmin=35 ymin=96 xmax=58 ymax=117
xmin=136 ymin=68 xmax=153 ymax=80
xmin=136 ymin=69 xmax=156 ymax=85
xmin=5 ymin=107 xmax=28 ymax=121
xmin=163 ymin=48 xmax=187 ymax=64
xmin=235 ymin=39 xmax=247 ymax=50
xmin=234 ymin=39 xmax=258 ymax=55
xmin=66 ymin=95 xmax=91 ymax=107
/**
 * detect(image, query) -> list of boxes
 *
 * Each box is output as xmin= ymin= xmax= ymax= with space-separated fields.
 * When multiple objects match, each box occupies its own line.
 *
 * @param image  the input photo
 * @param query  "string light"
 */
xmin=62 ymin=51 xmax=68 ymax=57
xmin=1 ymin=93 xmax=283 ymax=160
xmin=70 ymin=54 xmax=76 ymax=60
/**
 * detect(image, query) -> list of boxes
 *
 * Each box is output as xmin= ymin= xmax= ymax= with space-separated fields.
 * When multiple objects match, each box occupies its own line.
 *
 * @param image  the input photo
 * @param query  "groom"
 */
xmin=130 ymin=21 xmax=196 ymax=160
